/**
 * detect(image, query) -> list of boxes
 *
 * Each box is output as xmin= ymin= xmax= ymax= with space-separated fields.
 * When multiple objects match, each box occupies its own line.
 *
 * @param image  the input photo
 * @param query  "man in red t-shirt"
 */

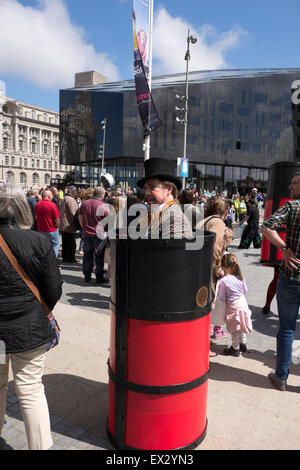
xmin=79 ymin=186 xmax=109 ymax=283
xmin=34 ymin=190 xmax=60 ymax=257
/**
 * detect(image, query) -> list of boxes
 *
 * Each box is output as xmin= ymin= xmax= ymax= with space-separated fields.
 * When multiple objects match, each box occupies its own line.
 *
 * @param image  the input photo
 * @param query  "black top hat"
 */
xmin=137 ymin=158 xmax=182 ymax=191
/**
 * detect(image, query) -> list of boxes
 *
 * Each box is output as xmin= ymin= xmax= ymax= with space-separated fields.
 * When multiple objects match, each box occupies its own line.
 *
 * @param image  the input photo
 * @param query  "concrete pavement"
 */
xmin=1 ymin=233 xmax=300 ymax=450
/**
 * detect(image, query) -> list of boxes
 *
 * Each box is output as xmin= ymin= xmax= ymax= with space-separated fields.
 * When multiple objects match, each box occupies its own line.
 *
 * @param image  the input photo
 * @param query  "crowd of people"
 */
xmin=0 ymin=159 xmax=298 ymax=450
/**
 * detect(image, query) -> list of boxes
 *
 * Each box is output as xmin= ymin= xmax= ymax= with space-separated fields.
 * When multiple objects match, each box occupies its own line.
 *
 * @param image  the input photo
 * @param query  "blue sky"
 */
xmin=0 ymin=0 xmax=299 ymax=111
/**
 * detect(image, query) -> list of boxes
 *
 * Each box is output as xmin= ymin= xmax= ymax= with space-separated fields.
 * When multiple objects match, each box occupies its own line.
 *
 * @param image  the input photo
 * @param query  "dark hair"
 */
xmin=127 ymin=195 xmax=139 ymax=209
xmin=179 ymin=190 xmax=194 ymax=205
xmin=136 ymin=188 xmax=145 ymax=202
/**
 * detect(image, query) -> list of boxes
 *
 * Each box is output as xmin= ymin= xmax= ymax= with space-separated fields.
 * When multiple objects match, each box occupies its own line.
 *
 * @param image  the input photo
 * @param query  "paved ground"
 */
xmin=1 ymin=226 xmax=300 ymax=450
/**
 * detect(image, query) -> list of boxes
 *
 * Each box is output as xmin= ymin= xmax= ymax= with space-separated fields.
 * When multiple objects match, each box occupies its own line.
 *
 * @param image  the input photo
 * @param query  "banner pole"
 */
xmin=143 ymin=0 xmax=153 ymax=162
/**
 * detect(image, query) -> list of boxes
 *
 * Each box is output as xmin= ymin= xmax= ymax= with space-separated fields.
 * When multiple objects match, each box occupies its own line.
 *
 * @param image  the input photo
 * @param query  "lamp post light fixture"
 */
xmin=99 ymin=118 xmax=107 ymax=175
xmin=175 ymin=30 xmax=197 ymax=189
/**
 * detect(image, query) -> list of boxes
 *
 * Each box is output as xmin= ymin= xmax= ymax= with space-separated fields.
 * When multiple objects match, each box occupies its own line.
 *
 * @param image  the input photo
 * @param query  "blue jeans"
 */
xmin=276 ymin=274 xmax=300 ymax=380
xmin=40 ymin=230 xmax=60 ymax=258
xmin=83 ymin=236 xmax=105 ymax=280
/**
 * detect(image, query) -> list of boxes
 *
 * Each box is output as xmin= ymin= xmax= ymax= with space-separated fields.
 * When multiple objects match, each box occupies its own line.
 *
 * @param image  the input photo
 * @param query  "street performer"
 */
xmin=136 ymin=157 xmax=193 ymax=239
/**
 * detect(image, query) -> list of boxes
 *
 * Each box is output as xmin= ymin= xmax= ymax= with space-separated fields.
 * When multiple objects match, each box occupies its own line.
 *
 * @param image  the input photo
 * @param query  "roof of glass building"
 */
xmin=64 ymin=68 xmax=300 ymax=93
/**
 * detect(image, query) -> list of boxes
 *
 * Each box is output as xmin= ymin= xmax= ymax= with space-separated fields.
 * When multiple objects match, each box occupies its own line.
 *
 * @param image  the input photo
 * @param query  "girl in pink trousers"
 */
xmin=218 ymin=253 xmax=252 ymax=357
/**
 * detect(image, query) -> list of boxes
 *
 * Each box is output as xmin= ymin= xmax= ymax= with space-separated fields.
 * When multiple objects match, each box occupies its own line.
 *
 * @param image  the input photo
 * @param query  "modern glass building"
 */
xmin=60 ymin=68 xmax=300 ymax=194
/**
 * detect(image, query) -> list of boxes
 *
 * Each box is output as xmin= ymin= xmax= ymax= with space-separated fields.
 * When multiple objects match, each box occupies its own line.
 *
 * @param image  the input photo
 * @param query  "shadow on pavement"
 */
xmin=209 ymin=345 xmax=300 ymax=391
xmin=8 ymin=374 xmax=113 ymax=450
xmin=249 ymin=304 xmax=300 ymax=341
xmin=65 ymin=292 xmax=110 ymax=312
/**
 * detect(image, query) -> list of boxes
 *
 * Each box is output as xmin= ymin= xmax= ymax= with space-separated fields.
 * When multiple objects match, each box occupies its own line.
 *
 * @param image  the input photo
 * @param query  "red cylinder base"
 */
xmin=108 ymin=313 xmax=210 ymax=450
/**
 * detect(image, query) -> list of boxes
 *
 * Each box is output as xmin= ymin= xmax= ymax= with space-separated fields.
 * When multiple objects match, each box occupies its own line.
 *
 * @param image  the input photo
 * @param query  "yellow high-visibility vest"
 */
xmin=239 ymin=201 xmax=247 ymax=213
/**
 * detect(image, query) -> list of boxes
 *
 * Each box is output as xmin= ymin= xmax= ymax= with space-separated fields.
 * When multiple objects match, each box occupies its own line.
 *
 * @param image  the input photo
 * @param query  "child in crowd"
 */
xmin=218 ymin=253 xmax=252 ymax=357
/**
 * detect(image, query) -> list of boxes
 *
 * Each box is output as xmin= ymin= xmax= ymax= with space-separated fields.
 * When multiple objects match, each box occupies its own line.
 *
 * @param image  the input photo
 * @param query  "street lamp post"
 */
xmin=175 ymin=30 xmax=197 ymax=189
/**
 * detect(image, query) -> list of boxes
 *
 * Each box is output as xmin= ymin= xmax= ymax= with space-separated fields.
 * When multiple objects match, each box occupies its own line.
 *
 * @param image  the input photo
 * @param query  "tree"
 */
xmin=62 ymin=170 xmax=75 ymax=186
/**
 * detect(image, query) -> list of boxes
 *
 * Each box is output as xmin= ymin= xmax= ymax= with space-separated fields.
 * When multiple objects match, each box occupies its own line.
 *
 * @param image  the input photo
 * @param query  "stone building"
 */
xmin=0 ymin=91 xmax=72 ymax=190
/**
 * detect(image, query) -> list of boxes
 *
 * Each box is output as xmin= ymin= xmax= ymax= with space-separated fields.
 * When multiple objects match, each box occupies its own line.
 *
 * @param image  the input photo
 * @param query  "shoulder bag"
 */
xmin=0 ymin=234 xmax=60 ymax=350
xmin=210 ymin=280 xmax=227 ymax=326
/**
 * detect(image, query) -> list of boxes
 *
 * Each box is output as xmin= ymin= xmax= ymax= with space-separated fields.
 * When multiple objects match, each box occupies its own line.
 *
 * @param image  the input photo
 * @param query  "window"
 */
xmin=19 ymin=158 xmax=22 ymax=166
xmin=31 ymin=141 xmax=36 ymax=153
xmin=43 ymin=160 xmax=46 ymax=169
xmin=189 ymin=96 xmax=201 ymax=106
xmin=269 ymin=113 xmax=281 ymax=122
xmin=3 ymin=137 xmax=8 ymax=150
xmin=218 ymin=120 xmax=233 ymax=132
xmin=11 ymin=156 xmax=15 ymax=166
xmin=219 ymin=102 xmax=233 ymax=114
xmin=253 ymin=143 xmax=262 ymax=153
xmin=32 ymin=173 xmax=39 ymax=185
xmin=254 ymin=93 xmax=267 ymax=104
xmin=20 ymin=173 xmax=26 ymax=185
xmin=6 ymin=171 xmax=14 ymax=184
xmin=36 ymin=160 xmax=40 ymax=168
xmin=187 ymin=135 xmax=199 ymax=145
xmin=54 ymin=145 xmax=59 ymax=156
xmin=189 ymin=116 xmax=201 ymax=126
xmin=19 ymin=140 xmax=23 ymax=151
xmin=43 ymin=143 xmax=48 ymax=154
xmin=48 ymin=161 xmax=51 ymax=169
xmin=237 ymin=106 xmax=251 ymax=117
xmin=24 ymin=158 xmax=27 ymax=167
xmin=5 ymin=156 xmax=9 ymax=165
xmin=44 ymin=174 xmax=51 ymax=185
xmin=31 ymin=159 xmax=35 ymax=168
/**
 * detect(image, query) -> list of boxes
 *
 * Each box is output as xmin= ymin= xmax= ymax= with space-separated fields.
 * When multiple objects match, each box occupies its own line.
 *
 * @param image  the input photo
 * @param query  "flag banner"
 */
xmin=133 ymin=0 xmax=149 ymax=77
xmin=133 ymin=0 xmax=162 ymax=138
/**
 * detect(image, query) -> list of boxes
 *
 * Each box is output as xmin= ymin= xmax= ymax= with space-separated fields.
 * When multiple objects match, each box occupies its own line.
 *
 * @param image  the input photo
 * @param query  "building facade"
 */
xmin=60 ymin=68 xmax=300 ymax=194
xmin=0 ymin=93 xmax=72 ymax=190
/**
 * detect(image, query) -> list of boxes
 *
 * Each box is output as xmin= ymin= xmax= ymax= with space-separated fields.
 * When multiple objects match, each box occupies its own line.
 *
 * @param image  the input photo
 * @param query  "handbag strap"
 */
xmin=0 ymin=234 xmax=51 ymax=315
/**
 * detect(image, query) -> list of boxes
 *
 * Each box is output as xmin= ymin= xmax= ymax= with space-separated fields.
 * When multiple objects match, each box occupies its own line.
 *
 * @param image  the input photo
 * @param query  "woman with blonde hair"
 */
xmin=0 ymin=185 xmax=62 ymax=450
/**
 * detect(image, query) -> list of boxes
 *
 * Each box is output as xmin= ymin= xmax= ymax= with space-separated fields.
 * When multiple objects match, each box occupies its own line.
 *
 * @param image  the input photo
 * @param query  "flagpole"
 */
xmin=143 ymin=0 xmax=153 ymax=161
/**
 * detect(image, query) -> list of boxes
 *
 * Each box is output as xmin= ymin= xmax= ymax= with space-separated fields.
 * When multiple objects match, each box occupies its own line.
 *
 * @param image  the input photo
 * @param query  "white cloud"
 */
xmin=0 ymin=0 xmax=120 ymax=89
xmin=153 ymin=7 xmax=248 ymax=75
